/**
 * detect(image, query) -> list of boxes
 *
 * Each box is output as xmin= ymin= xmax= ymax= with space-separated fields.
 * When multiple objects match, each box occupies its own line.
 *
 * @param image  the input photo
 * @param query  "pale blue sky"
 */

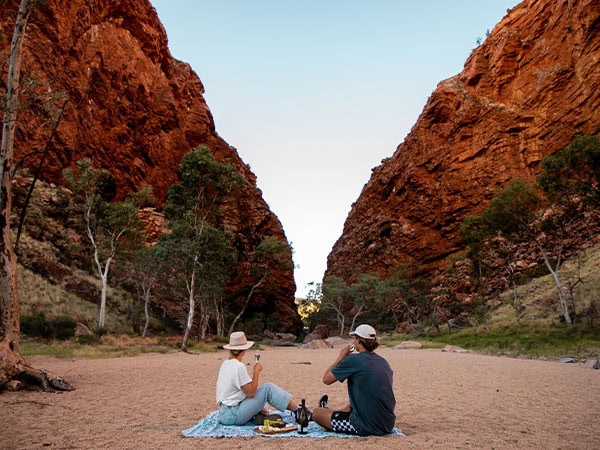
xmin=150 ymin=0 xmax=519 ymax=298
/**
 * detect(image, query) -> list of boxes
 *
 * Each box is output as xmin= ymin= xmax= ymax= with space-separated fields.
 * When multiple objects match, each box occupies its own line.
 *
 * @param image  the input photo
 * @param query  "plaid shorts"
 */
xmin=330 ymin=411 xmax=358 ymax=435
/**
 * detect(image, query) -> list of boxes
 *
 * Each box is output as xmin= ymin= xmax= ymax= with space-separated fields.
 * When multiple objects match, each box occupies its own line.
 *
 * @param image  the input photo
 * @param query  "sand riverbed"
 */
xmin=1 ymin=346 xmax=599 ymax=449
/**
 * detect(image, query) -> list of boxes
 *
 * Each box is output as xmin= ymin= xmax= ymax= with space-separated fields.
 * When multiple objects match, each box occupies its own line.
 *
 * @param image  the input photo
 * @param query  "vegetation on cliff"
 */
xmin=303 ymin=135 xmax=600 ymax=357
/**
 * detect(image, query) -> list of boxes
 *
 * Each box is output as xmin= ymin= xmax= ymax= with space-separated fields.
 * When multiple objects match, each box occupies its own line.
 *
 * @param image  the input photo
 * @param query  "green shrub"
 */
xmin=20 ymin=312 xmax=49 ymax=338
xmin=243 ymin=313 xmax=265 ymax=337
xmin=49 ymin=316 xmax=77 ymax=340
xmin=20 ymin=313 xmax=77 ymax=340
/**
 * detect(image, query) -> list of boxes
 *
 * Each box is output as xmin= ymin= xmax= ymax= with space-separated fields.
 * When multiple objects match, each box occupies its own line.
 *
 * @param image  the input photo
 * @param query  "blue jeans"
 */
xmin=218 ymin=382 xmax=292 ymax=425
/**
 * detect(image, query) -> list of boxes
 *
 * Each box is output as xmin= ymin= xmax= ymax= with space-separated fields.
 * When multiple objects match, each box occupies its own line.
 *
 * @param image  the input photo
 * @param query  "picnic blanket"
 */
xmin=182 ymin=410 xmax=404 ymax=438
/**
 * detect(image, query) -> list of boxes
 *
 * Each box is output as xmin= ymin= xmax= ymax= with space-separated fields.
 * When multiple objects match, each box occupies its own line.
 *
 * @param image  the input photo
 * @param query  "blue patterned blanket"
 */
xmin=182 ymin=410 xmax=404 ymax=438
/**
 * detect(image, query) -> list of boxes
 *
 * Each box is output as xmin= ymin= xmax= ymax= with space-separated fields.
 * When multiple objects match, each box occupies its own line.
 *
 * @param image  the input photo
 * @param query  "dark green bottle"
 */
xmin=297 ymin=398 xmax=309 ymax=434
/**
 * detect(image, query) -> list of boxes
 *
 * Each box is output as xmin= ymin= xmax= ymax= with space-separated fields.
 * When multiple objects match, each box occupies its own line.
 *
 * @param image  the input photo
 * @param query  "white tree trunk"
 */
xmin=98 ymin=265 xmax=110 ymax=331
xmin=142 ymin=286 xmax=151 ymax=338
xmin=338 ymin=316 xmax=345 ymax=337
xmin=1 ymin=0 xmax=34 ymax=370
xmin=322 ymin=298 xmax=345 ymax=336
xmin=512 ymin=279 xmax=521 ymax=325
xmin=1 ymin=1 xmax=72 ymax=391
xmin=538 ymin=244 xmax=571 ymax=324
xmin=181 ymin=269 xmax=196 ymax=351
xmin=350 ymin=304 xmax=365 ymax=332
xmin=214 ymin=295 xmax=224 ymax=337
xmin=199 ymin=304 xmax=209 ymax=340
xmin=228 ymin=272 xmax=267 ymax=336
xmin=85 ymin=202 xmax=125 ymax=332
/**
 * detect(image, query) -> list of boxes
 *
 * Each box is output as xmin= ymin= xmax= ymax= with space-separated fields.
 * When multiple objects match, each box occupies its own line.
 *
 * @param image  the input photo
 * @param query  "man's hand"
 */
xmin=339 ymin=345 xmax=352 ymax=358
xmin=323 ymin=347 xmax=350 ymax=385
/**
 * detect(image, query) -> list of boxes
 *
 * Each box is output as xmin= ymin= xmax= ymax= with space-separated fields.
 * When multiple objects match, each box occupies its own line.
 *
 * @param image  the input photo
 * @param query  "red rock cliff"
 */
xmin=326 ymin=0 xmax=600 ymax=282
xmin=0 ymin=0 xmax=301 ymax=332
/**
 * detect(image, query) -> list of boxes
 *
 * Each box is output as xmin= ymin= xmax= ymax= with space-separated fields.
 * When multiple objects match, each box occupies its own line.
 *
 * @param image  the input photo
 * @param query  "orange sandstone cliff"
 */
xmin=326 ymin=0 xmax=600 ymax=283
xmin=0 ymin=0 xmax=301 ymax=332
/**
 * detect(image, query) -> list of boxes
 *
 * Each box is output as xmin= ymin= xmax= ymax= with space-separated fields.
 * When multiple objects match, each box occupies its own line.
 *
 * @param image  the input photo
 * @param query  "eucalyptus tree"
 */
xmin=1 ymin=0 xmax=72 ymax=391
xmin=128 ymin=245 xmax=163 ymax=337
xmin=160 ymin=145 xmax=243 ymax=351
xmin=378 ymin=265 xmax=430 ymax=327
xmin=64 ymin=159 xmax=150 ymax=332
xmin=539 ymin=134 xmax=600 ymax=208
xmin=347 ymin=273 xmax=381 ymax=331
xmin=155 ymin=221 xmax=235 ymax=348
xmin=321 ymin=276 xmax=350 ymax=336
xmin=228 ymin=235 xmax=290 ymax=336
xmin=462 ymin=177 xmax=582 ymax=324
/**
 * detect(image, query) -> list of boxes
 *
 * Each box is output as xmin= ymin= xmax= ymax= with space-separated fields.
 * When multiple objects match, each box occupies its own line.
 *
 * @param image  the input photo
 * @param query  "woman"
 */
xmin=216 ymin=331 xmax=301 ymax=425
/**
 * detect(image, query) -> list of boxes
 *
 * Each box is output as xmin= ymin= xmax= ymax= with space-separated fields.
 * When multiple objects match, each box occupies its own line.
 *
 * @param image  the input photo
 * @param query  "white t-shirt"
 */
xmin=216 ymin=359 xmax=252 ymax=406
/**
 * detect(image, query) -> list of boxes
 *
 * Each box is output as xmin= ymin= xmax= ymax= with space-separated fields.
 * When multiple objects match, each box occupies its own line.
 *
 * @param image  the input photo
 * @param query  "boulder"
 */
xmin=442 ymin=345 xmax=469 ymax=353
xmin=301 ymin=339 xmax=330 ymax=349
xmin=394 ymin=341 xmax=423 ymax=350
xmin=324 ymin=337 xmax=349 ymax=348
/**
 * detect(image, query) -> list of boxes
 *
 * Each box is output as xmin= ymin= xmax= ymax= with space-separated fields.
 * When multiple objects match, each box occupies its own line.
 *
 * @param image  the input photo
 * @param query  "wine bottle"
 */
xmin=296 ymin=398 xmax=309 ymax=434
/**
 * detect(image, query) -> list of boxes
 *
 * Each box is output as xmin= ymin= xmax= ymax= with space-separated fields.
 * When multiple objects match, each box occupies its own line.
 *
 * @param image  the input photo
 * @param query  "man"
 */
xmin=312 ymin=324 xmax=396 ymax=436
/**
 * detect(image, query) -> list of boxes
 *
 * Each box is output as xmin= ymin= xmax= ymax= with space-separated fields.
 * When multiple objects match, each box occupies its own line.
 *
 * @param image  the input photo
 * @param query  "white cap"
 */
xmin=349 ymin=324 xmax=377 ymax=339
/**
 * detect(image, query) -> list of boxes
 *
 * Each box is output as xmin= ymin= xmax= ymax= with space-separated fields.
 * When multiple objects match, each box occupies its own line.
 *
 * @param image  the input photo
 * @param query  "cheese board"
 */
xmin=254 ymin=424 xmax=298 ymax=434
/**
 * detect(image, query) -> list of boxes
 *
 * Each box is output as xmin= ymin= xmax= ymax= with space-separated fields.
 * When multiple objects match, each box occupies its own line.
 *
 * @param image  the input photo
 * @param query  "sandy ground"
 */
xmin=1 ymin=346 xmax=599 ymax=449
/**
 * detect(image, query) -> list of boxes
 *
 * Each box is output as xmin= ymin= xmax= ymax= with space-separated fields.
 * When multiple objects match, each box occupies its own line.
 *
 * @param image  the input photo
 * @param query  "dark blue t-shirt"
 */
xmin=331 ymin=351 xmax=396 ymax=436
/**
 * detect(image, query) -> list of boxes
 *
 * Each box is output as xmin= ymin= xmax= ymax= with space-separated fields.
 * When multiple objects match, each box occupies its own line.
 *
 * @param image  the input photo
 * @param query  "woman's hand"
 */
xmin=243 ymin=361 xmax=263 ymax=397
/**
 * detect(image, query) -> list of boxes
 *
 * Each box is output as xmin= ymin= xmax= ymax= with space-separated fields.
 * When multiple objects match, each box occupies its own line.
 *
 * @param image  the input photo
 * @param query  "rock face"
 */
xmin=326 ymin=0 xmax=600 ymax=283
xmin=1 ymin=0 xmax=301 ymax=332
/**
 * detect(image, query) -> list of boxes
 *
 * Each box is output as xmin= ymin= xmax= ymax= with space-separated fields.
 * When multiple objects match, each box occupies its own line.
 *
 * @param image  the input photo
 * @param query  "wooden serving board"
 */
xmin=254 ymin=424 xmax=298 ymax=434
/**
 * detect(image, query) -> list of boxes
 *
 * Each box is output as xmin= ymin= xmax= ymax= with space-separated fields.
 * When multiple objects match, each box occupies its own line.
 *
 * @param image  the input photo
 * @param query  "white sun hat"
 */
xmin=223 ymin=331 xmax=254 ymax=350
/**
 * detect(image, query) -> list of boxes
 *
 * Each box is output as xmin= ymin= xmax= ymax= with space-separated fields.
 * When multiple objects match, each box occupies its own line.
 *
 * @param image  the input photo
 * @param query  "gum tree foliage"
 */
xmin=304 ymin=267 xmax=429 ymax=335
xmin=462 ymin=136 xmax=600 ymax=326
xmin=316 ymin=274 xmax=387 ymax=336
xmin=462 ymin=178 xmax=576 ymax=323
xmin=538 ymin=134 xmax=600 ymax=208
xmin=154 ymin=221 xmax=235 ymax=348
xmin=64 ymin=159 xmax=150 ymax=332
xmin=158 ymin=146 xmax=243 ymax=351
xmin=228 ymin=235 xmax=291 ymax=336
xmin=320 ymin=276 xmax=350 ymax=336
xmin=461 ymin=214 xmax=526 ymax=325
xmin=462 ymin=142 xmax=600 ymax=327
xmin=378 ymin=264 xmax=431 ymax=328
xmin=126 ymin=245 xmax=163 ymax=338
xmin=347 ymin=273 xmax=382 ymax=331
